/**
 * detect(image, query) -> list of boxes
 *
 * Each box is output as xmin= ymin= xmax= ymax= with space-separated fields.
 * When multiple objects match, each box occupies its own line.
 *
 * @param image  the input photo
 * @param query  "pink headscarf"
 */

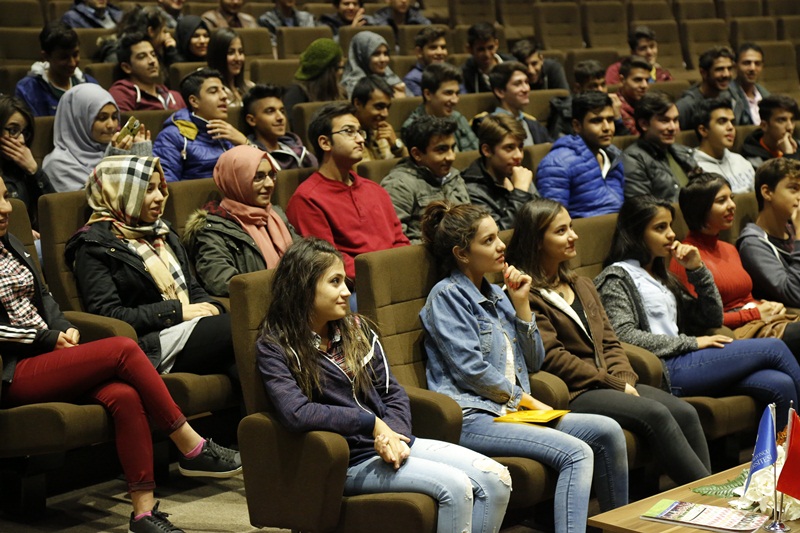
xmin=213 ymin=145 xmax=292 ymax=268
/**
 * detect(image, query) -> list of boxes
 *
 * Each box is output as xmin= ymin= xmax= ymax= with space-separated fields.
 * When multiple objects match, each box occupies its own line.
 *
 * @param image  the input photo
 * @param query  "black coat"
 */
xmin=0 ymin=233 xmax=72 ymax=382
xmin=65 ymin=221 xmax=224 ymax=367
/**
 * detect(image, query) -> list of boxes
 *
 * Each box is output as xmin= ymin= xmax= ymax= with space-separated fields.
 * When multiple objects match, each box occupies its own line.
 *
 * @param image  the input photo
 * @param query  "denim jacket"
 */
xmin=420 ymin=269 xmax=543 ymax=416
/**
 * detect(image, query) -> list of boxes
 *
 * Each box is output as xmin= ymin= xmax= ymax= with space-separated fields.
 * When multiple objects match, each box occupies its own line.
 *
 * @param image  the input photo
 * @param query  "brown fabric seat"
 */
xmin=533 ymin=2 xmax=584 ymax=51
xmin=229 ymin=269 xmax=438 ymax=532
xmin=582 ymin=1 xmax=629 ymax=55
xmin=728 ymin=17 xmax=778 ymax=50
xmin=276 ymin=26 xmax=334 ymax=59
xmin=249 ymin=58 xmax=300 ymax=87
xmin=679 ymin=19 xmax=730 ymax=70
xmin=37 ymin=191 xmax=237 ymax=418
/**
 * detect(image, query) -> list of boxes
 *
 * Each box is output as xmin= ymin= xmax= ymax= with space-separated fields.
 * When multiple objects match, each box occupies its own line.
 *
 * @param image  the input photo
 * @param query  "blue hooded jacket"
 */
xmin=536 ymin=134 xmax=624 ymax=219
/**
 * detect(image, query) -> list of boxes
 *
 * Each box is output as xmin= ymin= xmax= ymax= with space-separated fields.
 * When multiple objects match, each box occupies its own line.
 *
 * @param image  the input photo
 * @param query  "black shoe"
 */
xmin=128 ymin=502 xmax=184 ymax=533
xmin=178 ymin=439 xmax=242 ymax=478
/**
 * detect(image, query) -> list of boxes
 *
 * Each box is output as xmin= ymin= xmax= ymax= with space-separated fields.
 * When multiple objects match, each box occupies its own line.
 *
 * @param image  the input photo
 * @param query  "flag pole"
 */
xmin=764 ymin=403 xmax=790 ymax=532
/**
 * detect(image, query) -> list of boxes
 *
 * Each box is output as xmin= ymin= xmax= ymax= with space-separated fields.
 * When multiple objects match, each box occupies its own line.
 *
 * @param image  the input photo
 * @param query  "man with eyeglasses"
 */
xmin=286 ymin=102 xmax=410 ymax=297
xmin=351 ymin=75 xmax=408 ymax=161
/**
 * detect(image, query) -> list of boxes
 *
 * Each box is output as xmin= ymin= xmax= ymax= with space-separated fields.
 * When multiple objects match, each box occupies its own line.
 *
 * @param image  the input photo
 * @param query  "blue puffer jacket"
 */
xmin=536 ymin=134 xmax=624 ymax=219
xmin=15 ymin=64 xmax=98 ymax=117
xmin=152 ymin=108 xmax=233 ymax=182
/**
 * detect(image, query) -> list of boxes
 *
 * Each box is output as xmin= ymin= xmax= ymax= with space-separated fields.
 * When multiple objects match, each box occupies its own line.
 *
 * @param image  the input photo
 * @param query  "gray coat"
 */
xmin=593 ymin=264 xmax=723 ymax=361
xmin=736 ymin=222 xmax=800 ymax=307
xmin=675 ymin=85 xmax=749 ymax=131
xmin=380 ymin=158 xmax=471 ymax=243
xmin=728 ymin=80 xmax=771 ymax=126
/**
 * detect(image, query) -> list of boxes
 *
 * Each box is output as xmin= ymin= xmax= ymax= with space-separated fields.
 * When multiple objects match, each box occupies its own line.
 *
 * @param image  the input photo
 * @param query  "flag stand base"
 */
xmin=764 ymin=521 xmax=791 ymax=532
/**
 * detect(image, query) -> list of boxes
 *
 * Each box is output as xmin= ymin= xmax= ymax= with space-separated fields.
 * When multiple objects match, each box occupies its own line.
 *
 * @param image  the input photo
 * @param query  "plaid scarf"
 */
xmin=86 ymin=155 xmax=190 ymax=305
xmin=0 ymin=242 xmax=48 ymax=330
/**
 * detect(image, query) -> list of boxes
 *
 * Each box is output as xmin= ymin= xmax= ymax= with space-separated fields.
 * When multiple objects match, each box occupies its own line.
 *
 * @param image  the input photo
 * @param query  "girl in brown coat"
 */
xmin=506 ymin=197 xmax=711 ymax=485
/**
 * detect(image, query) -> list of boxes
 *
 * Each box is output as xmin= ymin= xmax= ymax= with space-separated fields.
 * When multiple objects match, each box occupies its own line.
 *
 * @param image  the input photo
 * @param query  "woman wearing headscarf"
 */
xmin=42 ymin=84 xmax=151 ymax=192
xmin=283 ymin=38 xmax=345 ymax=132
xmin=174 ymin=15 xmax=210 ymax=63
xmin=183 ymin=145 xmax=297 ymax=297
xmin=65 ymin=155 xmax=235 ymax=377
xmin=341 ymin=30 xmax=409 ymax=99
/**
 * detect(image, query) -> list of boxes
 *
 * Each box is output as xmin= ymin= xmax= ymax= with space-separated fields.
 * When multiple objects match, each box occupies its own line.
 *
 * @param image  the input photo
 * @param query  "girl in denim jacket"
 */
xmin=419 ymin=201 xmax=628 ymax=533
xmin=257 ymin=237 xmax=512 ymax=533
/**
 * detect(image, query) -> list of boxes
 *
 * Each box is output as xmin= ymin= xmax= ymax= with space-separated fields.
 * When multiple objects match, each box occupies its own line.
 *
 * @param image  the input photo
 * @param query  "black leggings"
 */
xmin=171 ymin=314 xmax=235 ymax=376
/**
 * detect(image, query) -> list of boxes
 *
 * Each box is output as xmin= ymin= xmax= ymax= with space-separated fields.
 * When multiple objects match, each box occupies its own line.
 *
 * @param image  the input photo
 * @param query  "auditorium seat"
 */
xmin=396 ymin=24 xmax=450 ymax=56
xmin=249 ymin=58 xmax=300 ymax=87
xmin=728 ymin=17 xmax=778 ymax=50
xmin=582 ymin=1 xmax=629 ymax=56
xmin=0 ymin=0 xmax=44 ymax=27
xmin=565 ymin=48 xmax=621 ymax=88
xmin=276 ymin=26 xmax=334 ymax=59
xmin=673 ymin=0 xmax=717 ymax=21
xmin=496 ymin=0 xmax=536 ymax=42
xmin=0 ymin=65 xmax=32 ymax=99
xmin=679 ymin=19 xmax=730 ymax=70
xmin=716 ymin=0 xmax=762 ymax=20
xmin=627 ymin=0 xmax=674 ymax=23
xmin=522 ymin=142 xmax=553 ymax=174
xmin=757 ymin=40 xmax=800 ymax=94
xmin=83 ymin=62 xmax=115 ymax=90
xmin=448 ymin=0 xmax=497 ymax=27
xmin=450 ymin=24 xmax=508 ymax=58
xmin=533 ymin=2 xmax=585 ymax=52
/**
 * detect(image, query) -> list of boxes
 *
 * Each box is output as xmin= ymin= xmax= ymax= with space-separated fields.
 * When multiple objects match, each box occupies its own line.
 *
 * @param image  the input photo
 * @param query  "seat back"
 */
xmin=496 ymin=0 xmax=536 ymax=41
xmin=356 ymin=158 xmax=401 ymax=184
xmin=0 ymin=65 xmax=31 ymax=95
xmin=571 ymin=213 xmax=618 ymax=278
xmin=0 ymin=28 xmax=42 ymax=64
xmin=32 ymin=116 xmax=55 ymax=167
xmin=276 ymin=26 xmax=334 ymax=59
xmin=122 ymin=109 xmax=174 ymax=141
xmin=9 ymin=199 xmax=40 ymax=271
xmin=391 ymin=54 xmax=419 ymax=80
xmin=647 ymin=79 xmax=691 ymax=101
xmin=39 ymin=190 xmax=92 ymax=311
xmin=450 ymin=25 xmax=508 ymax=57
xmin=290 ymin=101 xmax=328 ymax=148
xmin=230 ymin=269 xmax=276 ymax=415
xmin=83 ymin=62 xmax=115 ymax=90
xmin=525 ymin=88 xmax=569 ymax=122
xmin=720 ymin=191 xmax=757 ymax=243
xmin=355 ymin=244 xmax=439 ymax=388
xmin=566 ymin=48 xmax=621 ymax=87
xmin=764 ymin=0 xmax=800 ymax=17
xmin=162 ymin=178 xmax=223 ymax=238
xmin=673 ymin=0 xmax=717 ymax=20
xmin=628 ymin=0 xmax=674 ymax=23
xmin=680 ymin=19 xmax=730 ymax=69
xmin=634 ymin=19 xmax=685 ymax=71
xmin=534 ymin=3 xmax=584 ymax=51
xmin=778 ymin=15 xmax=800 ymax=43
xmin=454 ymin=150 xmax=479 ymax=172
xmin=250 ymin=58 xmax=300 ymax=87
xmin=582 ymin=1 xmax=628 ymax=54
xmin=448 ymin=0 xmax=498 ymax=27
xmin=237 ymin=27 xmax=274 ymax=61
xmin=74 ymin=28 xmax=115 ymax=63
xmin=0 ymin=0 xmax=44 ymax=27
xmin=728 ymin=17 xmax=778 ymax=50
xmin=168 ymin=61 xmax=206 ymax=89
xmin=273 ymin=167 xmax=316 ymax=211
xmin=523 ymin=142 xmax=553 ymax=174
xmin=389 ymin=95 xmax=423 ymax=132
xmin=458 ymin=93 xmax=499 ymax=123
xmin=758 ymin=41 xmax=800 ymax=93
xmin=716 ymin=0 xmax=762 ymax=19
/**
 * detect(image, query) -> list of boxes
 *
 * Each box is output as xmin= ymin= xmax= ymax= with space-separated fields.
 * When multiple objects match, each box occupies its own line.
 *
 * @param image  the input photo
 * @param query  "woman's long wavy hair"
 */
xmin=604 ymin=195 xmax=683 ymax=293
xmin=259 ymin=237 xmax=373 ymax=398
xmin=299 ymin=62 xmax=345 ymax=103
xmin=506 ymin=198 xmax=576 ymax=289
xmin=207 ymin=28 xmax=248 ymax=98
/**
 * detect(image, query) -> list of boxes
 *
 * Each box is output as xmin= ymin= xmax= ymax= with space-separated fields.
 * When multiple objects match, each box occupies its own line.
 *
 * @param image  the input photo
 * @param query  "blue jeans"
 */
xmin=460 ymin=411 xmax=628 ymax=533
xmin=345 ymin=438 xmax=511 ymax=533
xmin=570 ymin=384 xmax=711 ymax=485
xmin=665 ymin=338 xmax=800 ymax=428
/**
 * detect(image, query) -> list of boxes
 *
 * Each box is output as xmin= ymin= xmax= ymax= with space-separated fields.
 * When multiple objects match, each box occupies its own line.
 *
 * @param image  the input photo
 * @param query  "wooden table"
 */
xmin=588 ymin=464 xmax=797 ymax=533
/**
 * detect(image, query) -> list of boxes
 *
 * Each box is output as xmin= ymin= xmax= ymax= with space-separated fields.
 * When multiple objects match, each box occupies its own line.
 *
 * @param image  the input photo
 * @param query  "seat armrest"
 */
xmin=238 ymin=412 xmax=349 ymax=532
xmin=405 ymin=385 xmax=462 ymax=443
xmin=64 ymin=311 xmax=138 ymax=342
xmin=708 ymin=326 xmax=735 ymax=337
xmin=529 ymin=371 xmax=569 ymax=410
xmin=622 ymin=342 xmax=663 ymax=388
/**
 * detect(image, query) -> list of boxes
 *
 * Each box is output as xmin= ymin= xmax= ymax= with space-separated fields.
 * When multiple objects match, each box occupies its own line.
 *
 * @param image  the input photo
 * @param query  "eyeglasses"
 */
xmin=2 ymin=125 xmax=25 ymax=139
xmin=331 ymin=127 xmax=367 ymax=140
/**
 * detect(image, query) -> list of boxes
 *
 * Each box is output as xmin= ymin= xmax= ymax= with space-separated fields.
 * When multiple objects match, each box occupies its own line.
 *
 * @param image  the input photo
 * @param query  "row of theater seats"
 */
xmin=231 ymin=191 xmax=764 ymax=531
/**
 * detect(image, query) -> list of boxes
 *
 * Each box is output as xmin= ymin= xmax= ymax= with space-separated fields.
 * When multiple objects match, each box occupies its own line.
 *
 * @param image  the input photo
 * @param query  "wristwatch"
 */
xmin=391 ymin=138 xmax=405 ymax=154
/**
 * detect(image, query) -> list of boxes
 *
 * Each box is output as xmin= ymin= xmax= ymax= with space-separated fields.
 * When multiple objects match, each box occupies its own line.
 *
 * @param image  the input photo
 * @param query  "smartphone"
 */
xmin=117 ymin=116 xmax=140 ymax=143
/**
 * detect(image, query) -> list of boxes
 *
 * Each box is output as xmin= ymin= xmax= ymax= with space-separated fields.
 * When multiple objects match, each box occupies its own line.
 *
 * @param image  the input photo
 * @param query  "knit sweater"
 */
xmin=529 ymin=276 xmax=638 ymax=400
xmin=669 ymin=230 xmax=761 ymax=328
xmin=286 ymin=170 xmax=410 ymax=280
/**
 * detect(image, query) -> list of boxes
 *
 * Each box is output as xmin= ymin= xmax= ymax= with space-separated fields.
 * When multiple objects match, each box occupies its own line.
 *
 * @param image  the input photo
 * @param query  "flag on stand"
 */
xmin=744 ymin=404 xmax=778 ymax=496
xmin=777 ymin=408 xmax=800 ymax=500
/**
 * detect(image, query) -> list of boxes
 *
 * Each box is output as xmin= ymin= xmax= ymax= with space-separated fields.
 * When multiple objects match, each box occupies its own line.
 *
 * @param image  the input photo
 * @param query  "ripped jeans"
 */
xmin=344 ymin=438 xmax=512 ymax=533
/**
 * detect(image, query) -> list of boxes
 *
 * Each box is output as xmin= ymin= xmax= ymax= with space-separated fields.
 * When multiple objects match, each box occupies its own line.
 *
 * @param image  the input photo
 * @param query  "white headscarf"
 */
xmin=42 ymin=84 xmax=118 ymax=193
xmin=340 ymin=31 xmax=404 ymax=99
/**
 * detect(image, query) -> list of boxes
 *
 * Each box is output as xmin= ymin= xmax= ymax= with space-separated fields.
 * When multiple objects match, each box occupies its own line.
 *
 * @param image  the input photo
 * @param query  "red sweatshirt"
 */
xmin=286 ymin=171 xmax=410 ymax=280
xmin=669 ymin=230 xmax=761 ymax=328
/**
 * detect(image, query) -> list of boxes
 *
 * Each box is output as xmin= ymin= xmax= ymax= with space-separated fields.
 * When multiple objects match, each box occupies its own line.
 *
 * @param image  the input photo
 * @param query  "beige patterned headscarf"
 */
xmin=86 ymin=155 xmax=190 ymax=305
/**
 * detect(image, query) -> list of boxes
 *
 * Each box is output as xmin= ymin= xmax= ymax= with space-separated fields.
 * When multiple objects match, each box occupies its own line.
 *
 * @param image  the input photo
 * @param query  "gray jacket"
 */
xmin=622 ymin=139 xmax=697 ymax=202
xmin=736 ymin=222 xmax=800 ymax=307
xmin=594 ymin=264 xmax=723 ymax=361
xmin=258 ymin=8 xmax=316 ymax=44
xmin=381 ymin=158 xmax=471 ymax=243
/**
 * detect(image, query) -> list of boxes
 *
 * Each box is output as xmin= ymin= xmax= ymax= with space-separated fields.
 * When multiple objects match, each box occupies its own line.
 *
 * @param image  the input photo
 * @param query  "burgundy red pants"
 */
xmin=3 ymin=336 xmax=186 ymax=492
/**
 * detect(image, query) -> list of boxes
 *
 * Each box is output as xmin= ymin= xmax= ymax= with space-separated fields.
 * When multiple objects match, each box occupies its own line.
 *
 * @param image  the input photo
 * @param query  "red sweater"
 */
xmin=108 ymin=79 xmax=185 ymax=112
xmin=286 ymin=170 xmax=410 ymax=280
xmin=669 ymin=230 xmax=760 ymax=328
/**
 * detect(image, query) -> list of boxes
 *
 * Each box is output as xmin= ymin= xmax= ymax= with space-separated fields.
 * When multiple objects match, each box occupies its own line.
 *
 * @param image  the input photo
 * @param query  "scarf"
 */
xmin=85 ymin=155 xmax=190 ymax=305
xmin=42 ymin=84 xmax=118 ymax=193
xmin=213 ymin=145 xmax=292 ymax=268
xmin=341 ymin=30 xmax=403 ymax=98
